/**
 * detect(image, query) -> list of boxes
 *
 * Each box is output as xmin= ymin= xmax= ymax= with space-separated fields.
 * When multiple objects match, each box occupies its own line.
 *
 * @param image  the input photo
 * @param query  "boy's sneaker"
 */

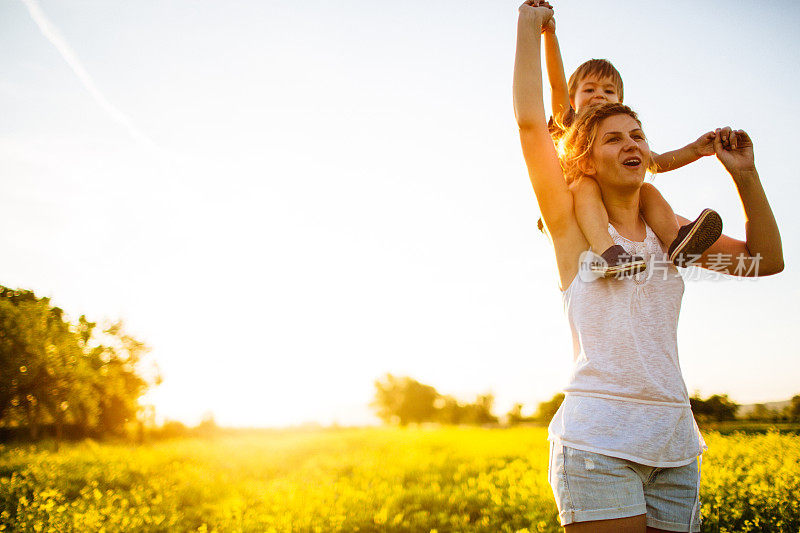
xmin=589 ymin=244 xmax=647 ymax=278
xmin=668 ymin=208 xmax=723 ymax=267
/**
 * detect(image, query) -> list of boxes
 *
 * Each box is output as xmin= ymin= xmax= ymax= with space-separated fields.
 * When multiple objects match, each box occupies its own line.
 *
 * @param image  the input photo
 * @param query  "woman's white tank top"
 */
xmin=548 ymin=222 xmax=706 ymax=467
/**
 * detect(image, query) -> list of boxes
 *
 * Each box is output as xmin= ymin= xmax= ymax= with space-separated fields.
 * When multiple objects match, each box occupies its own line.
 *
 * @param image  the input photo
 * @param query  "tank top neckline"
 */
xmin=607 ymin=217 xmax=651 ymax=245
xmin=560 ymin=219 xmax=659 ymax=294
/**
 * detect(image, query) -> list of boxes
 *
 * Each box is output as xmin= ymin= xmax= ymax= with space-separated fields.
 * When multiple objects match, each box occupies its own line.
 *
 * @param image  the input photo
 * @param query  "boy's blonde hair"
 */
xmin=567 ymin=59 xmax=624 ymax=104
xmin=558 ymin=103 xmax=656 ymax=185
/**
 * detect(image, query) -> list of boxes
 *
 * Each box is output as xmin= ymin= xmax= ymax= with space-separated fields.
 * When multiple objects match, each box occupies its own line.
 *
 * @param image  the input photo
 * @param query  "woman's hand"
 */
xmin=518 ymin=0 xmax=554 ymax=32
xmin=713 ymin=128 xmax=756 ymax=180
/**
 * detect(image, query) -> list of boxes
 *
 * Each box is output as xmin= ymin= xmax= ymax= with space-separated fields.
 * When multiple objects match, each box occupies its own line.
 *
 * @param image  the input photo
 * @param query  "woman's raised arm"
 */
xmin=513 ymin=2 xmax=574 ymax=236
xmin=679 ymin=129 xmax=784 ymax=277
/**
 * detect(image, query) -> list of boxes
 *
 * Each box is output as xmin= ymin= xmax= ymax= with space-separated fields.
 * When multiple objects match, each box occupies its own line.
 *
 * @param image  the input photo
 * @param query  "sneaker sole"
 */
xmin=590 ymin=260 xmax=647 ymax=278
xmin=669 ymin=209 xmax=723 ymax=266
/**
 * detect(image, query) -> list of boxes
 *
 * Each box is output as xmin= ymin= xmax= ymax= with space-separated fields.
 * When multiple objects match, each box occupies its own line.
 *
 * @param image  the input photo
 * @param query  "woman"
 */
xmin=512 ymin=3 xmax=783 ymax=533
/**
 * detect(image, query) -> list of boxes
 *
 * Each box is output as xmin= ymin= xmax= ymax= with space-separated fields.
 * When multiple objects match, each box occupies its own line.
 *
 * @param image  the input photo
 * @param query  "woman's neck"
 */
xmin=601 ymin=188 xmax=645 ymax=241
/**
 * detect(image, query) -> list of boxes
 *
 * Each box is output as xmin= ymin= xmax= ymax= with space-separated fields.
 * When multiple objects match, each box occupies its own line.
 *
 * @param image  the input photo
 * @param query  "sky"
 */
xmin=1 ymin=0 xmax=798 ymax=427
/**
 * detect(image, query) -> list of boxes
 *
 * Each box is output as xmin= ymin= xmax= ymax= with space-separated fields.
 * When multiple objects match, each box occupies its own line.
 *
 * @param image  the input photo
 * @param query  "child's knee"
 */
xmin=639 ymin=182 xmax=664 ymax=206
xmin=640 ymin=182 xmax=658 ymax=196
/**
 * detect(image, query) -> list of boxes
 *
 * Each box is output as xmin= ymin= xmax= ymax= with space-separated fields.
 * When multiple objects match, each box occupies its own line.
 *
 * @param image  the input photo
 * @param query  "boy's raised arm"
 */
xmin=543 ymin=17 xmax=571 ymax=125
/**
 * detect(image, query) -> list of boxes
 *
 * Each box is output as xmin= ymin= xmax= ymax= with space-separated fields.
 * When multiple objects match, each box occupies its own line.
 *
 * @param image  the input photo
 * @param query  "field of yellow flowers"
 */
xmin=1 ymin=427 xmax=798 ymax=532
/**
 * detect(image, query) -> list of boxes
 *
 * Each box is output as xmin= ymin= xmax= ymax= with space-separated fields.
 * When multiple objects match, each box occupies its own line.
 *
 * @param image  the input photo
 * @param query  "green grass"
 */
xmin=698 ymin=421 xmax=800 ymax=435
xmin=1 ymin=427 xmax=798 ymax=532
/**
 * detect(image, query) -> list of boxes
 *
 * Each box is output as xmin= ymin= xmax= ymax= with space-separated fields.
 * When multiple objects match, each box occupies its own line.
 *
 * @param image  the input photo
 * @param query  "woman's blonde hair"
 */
xmin=558 ymin=103 xmax=656 ymax=185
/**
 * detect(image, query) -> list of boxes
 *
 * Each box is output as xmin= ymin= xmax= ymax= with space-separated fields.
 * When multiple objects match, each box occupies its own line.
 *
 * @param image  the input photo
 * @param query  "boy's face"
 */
xmin=572 ymin=76 xmax=621 ymax=111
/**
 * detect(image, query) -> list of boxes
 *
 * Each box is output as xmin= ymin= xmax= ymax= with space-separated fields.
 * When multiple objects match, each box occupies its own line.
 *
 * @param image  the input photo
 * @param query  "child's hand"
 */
xmin=536 ymin=0 xmax=556 ymax=33
xmin=714 ymin=128 xmax=756 ymax=177
xmin=542 ymin=16 xmax=556 ymax=34
xmin=692 ymin=131 xmax=716 ymax=157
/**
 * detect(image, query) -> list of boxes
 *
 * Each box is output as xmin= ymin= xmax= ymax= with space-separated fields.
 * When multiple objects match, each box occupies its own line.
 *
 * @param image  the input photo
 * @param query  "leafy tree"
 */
xmin=746 ymin=403 xmax=780 ymax=422
xmin=460 ymin=394 xmax=498 ymax=425
xmin=0 ymin=286 xmax=154 ymax=442
xmin=196 ymin=412 xmax=219 ymax=436
xmin=785 ymin=395 xmax=800 ymax=422
xmin=690 ymin=393 xmax=739 ymax=422
xmin=506 ymin=403 xmax=525 ymax=426
xmin=371 ymin=374 xmax=438 ymax=426
xmin=94 ymin=321 xmax=150 ymax=435
xmin=533 ymin=393 xmax=564 ymax=424
xmin=158 ymin=420 xmax=190 ymax=439
xmin=0 ymin=296 xmax=33 ymax=424
xmin=0 ymin=294 xmax=71 ymax=438
xmin=434 ymin=395 xmax=464 ymax=425
xmin=372 ymin=376 xmax=500 ymax=426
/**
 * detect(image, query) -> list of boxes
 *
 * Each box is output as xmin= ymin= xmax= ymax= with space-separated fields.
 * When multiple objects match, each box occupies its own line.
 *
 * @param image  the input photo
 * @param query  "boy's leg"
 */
xmin=572 ymin=177 xmax=615 ymax=253
xmin=572 ymin=177 xmax=646 ymax=278
xmin=639 ymin=183 xmax=680 ymax=246
xmin=640 ymin=183 xmax=723 ymax=267
xmin=668 ymin=209 xmax=723 ymax=267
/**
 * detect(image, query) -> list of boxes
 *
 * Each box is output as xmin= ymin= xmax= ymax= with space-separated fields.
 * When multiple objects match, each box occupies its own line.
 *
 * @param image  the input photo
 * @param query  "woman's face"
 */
xmin=586 ymin=114 xmax=650 ymax=190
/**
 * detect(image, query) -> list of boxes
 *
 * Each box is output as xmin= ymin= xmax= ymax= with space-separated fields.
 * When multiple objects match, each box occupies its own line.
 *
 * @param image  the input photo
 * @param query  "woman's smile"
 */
xmin=621 ymin=156 xmax=642 ymax=169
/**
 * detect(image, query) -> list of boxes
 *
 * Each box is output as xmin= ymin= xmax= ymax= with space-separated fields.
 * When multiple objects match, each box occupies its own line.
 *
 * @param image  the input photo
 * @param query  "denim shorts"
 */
xmin=548 ymin=443 xmax=701 ymax=532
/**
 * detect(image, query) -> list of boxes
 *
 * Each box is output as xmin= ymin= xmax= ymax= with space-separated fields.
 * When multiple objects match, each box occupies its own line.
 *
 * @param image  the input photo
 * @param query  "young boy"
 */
xmin=542 ymin=14 xmax=723 ymax=277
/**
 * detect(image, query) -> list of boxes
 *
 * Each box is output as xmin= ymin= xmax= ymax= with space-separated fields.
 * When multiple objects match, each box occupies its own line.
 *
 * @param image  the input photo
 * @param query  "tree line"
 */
xmin=689 ymin=393 xmax=800 ymax=423
xmin=372 ymin=375 xmax=800 ymax=426
xmin=371 ymin=375 xmax=498 ymax=426
xmin=0 ymin=286 xmax=156 ymax=443
xmin=371 ymin=374 xmax=564 ymax=426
